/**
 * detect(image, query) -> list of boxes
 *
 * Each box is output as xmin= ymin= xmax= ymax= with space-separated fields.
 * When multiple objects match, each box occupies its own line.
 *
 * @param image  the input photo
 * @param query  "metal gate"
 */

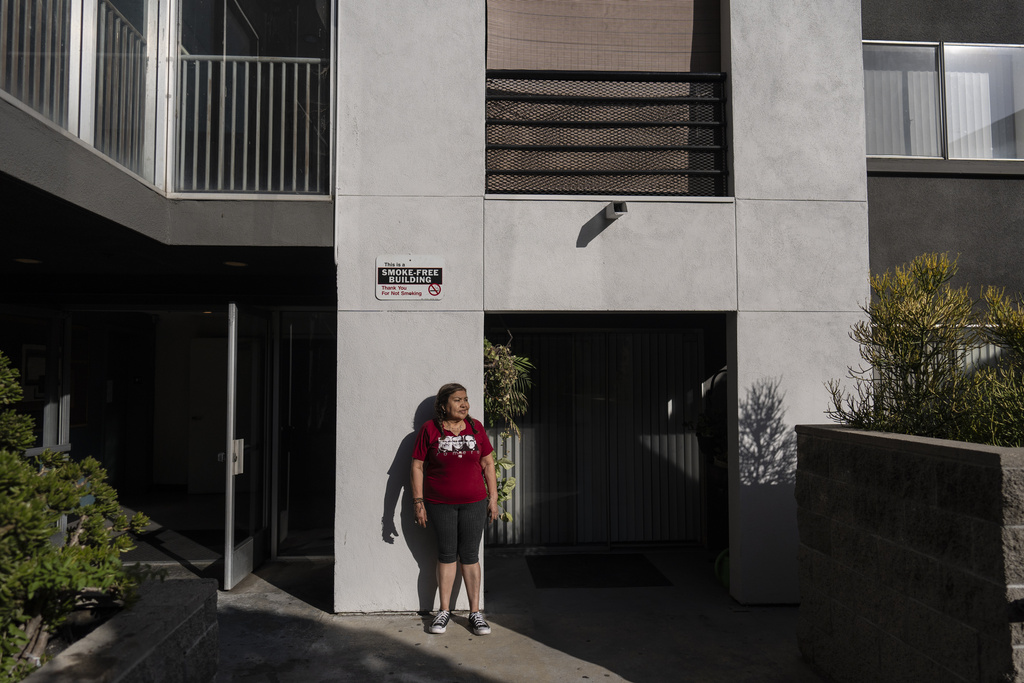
xmin=487 ymin=329 xmax=703 ymax=547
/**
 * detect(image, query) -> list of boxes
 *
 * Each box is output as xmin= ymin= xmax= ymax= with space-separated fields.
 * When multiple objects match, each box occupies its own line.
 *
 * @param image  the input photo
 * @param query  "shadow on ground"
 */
xmin=211 ymin=548 xmax=823 ymax=682
xmin=482 ymin=548 xmax=820 ymax=682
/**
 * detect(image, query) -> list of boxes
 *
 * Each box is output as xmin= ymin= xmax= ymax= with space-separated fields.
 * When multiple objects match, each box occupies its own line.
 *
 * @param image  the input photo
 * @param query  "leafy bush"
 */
xmin=827 ymin=253 xmax=1024 ymax=446
xmin=0 ymin=350 xmax=150 ymax=682
xmin=483 ymin=339 xmax=534 ymax=522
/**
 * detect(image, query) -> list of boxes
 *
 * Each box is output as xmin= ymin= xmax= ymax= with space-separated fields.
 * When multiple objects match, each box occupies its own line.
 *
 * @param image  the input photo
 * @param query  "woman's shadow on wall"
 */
xmin=381 ymin=397 xmax=462 ymax=612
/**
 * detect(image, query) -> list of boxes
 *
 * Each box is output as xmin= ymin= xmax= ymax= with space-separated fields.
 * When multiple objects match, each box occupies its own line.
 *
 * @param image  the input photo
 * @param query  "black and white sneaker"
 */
xmin=428 ymin=610 xmax=451 ymax=634
xmin=468 ymin=611 xmax=491 ymax=636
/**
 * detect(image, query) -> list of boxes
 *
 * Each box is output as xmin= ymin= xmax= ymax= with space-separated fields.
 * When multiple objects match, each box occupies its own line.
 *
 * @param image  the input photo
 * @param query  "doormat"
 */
xmin=525 ymin=553 xmax=673 ymax=589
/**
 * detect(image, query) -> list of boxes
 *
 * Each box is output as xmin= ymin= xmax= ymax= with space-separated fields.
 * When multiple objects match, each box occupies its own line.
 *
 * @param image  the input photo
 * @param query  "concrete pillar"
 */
xmin=334 ymin=311 xmax=483 ymax=612
xmin=724 ymin=0 xmax=870 ymax=603
xmin=333 ymin=0 xmax=485 ymax=612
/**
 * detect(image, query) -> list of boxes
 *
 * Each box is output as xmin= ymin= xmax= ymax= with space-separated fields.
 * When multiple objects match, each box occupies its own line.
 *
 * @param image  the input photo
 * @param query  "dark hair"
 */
xmin=433 ymin=383 xmax=478 ymax=434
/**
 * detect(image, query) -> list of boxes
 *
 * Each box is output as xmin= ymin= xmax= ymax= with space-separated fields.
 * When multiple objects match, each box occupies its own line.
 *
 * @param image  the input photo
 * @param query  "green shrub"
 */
xmin=827 ymin=253 xmax=1024 ymax=447
xmin=0 ymin=350 xmax=150 ymax=682
xmin=483 ymin=338 xmax=534 ymax=522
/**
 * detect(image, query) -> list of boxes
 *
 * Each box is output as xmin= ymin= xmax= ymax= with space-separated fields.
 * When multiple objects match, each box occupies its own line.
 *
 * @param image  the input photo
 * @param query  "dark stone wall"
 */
xmin=862 ymin=0 xmax=1024 ymax=43
xmin=33 ymin=578 xmax=219 ymax=682
xmin=795 ymin=425 xmax=1024 ymax=683
xmin=868 ymin=176 xmax=1024 ymax=295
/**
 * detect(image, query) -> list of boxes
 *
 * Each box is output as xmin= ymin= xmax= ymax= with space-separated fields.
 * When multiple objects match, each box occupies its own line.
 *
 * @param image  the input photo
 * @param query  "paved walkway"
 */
xmin=193 ymin=548 xmax=823 ymax=683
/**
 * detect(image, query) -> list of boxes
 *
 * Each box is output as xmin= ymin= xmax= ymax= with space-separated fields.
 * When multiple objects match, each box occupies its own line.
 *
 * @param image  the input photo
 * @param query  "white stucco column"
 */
xmin=333 ymin=0 xmax=485 ymax=613
xmin=334 ymin=311 xmax=484 ymax=613
xmin=724 ymin=0 xmax=870 ymax=603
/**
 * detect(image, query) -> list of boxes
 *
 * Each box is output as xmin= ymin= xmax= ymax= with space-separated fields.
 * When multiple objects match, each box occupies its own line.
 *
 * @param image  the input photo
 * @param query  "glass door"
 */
xmin=273 ymin=311 xmax=336 ymax=558
xmin=224 ymin=303 xmax=272 ymax=589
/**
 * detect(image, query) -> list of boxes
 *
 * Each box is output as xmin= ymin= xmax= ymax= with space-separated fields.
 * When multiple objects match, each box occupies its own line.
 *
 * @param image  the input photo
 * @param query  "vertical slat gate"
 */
xmin=575 ymin=332 xmax=608 ymax=544
xmin=486 ymin=330 xmax=702 ymax=548
xmin=605 ymin=331 xmax=701 ymax=543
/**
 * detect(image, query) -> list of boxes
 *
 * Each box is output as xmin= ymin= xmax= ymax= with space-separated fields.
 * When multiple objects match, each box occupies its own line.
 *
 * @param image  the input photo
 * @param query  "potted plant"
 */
xmin=482 ymin=338 xmax=533 ymax=523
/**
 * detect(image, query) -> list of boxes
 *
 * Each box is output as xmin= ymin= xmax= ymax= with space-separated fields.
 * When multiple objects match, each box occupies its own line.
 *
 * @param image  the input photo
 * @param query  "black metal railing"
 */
xmin=486 ymin=70 xmax=728 ymax=197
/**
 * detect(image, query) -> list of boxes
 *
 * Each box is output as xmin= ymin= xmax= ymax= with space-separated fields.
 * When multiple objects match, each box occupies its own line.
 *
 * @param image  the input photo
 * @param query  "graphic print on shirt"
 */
xmin=437 ymin=434 xmax=478 ymax=458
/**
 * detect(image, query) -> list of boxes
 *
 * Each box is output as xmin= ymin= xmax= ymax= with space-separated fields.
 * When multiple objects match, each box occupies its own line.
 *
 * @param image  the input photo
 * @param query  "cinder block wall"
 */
xmin=795 ymin=425 xmax=1024 ymax=683
xmin=31 ymin=578 xmax=219 ymax=682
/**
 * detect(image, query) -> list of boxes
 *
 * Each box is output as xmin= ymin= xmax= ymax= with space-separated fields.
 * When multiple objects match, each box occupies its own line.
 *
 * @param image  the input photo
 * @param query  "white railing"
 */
xmin=94 ymin=0 xmax=147 ymax=177
xmin=0 ymin=0 xmax=72 ymax=127
xmin=177 ymin=55 xmax=329 ymax=193
xmin=2 ymin=1 xmax=331 ymax=196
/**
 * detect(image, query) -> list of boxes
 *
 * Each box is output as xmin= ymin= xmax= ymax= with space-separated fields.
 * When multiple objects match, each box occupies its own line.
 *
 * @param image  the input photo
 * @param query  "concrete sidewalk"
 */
xmin=208 ymin=549 xmax=824 ymax=682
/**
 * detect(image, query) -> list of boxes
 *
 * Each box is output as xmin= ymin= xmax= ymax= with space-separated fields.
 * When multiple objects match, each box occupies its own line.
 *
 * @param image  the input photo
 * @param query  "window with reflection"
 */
xmin=863 ymin=43 xmax=941 ymax=157
xmin=864 ymin=42 xmax=1024 ymax=162
xmin=944 ymin=44 xmax=1024 ymax=160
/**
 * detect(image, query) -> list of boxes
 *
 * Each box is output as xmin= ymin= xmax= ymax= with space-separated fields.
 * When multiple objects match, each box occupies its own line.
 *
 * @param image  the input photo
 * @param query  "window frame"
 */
xmin=863 ymin=40 xmax=944 ymax=160
xmin=864 ymin=39 xmax=1024 ymax=175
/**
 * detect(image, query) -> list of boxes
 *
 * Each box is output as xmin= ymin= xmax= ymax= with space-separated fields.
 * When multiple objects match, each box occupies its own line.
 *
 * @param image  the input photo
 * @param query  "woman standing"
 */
xmin=411 ymin=383 xmax=499 ymax=635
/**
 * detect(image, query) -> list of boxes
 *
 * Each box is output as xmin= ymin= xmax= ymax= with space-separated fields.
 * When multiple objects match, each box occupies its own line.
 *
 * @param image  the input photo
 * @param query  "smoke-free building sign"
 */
xmin=376 ymin=255 xmax=444 ymax=300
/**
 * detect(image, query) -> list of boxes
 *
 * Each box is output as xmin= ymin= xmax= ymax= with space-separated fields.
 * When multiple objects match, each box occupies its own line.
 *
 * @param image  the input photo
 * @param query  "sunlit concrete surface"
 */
xmin=204 ymin=549 xmax=823 ymax=682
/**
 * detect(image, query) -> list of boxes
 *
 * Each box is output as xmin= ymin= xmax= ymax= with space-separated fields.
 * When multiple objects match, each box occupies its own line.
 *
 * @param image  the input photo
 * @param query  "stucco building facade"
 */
xmin=1 ymin=0 xmax=1018 ymax=614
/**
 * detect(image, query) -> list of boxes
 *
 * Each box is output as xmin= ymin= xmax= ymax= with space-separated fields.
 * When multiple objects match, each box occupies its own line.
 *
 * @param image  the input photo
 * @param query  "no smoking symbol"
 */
xmin=428 ymin=283 xmax=441 ymax=296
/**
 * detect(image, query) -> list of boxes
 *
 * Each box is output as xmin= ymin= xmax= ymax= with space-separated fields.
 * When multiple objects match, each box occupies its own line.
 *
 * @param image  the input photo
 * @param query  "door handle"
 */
xmin=232 ymin=438 xmax=245 ymax=475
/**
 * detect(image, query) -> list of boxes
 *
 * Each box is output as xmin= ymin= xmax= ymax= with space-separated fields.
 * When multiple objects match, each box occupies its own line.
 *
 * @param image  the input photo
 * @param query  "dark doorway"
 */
xmin=484 ymin=313 xmax=727 ymax=549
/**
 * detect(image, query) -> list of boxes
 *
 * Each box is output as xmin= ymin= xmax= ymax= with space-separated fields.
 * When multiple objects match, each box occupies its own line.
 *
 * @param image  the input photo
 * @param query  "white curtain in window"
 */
xmin=864 ymin=69 xmax=939 ymax=156
xmin=946 ymin=70 xmax=994 ymax=158
xmin=945 ymin=45 xmax=1023 ymax=160
xmin=864 ymin=70 xmax=904 ymax=154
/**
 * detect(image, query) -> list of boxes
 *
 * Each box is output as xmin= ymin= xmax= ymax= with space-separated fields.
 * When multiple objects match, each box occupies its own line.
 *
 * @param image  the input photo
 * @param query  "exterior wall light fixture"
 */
xmin=605 ymin=202 xmax=628 ymax=220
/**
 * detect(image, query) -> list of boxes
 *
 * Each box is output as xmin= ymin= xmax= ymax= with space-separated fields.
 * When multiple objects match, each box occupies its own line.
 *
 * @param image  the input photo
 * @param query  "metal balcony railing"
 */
xmin=177 ymin=54 xmax=330 ymax=194
xmin=95 ymin=0 xmax=147 ymax=177
xmin=486 ymin=70 xmax=728 ymax=197
xmin=1 ymin=0 xmax=72 ymax=128
xmin=2 ymin=2 xmax=332 ymax=195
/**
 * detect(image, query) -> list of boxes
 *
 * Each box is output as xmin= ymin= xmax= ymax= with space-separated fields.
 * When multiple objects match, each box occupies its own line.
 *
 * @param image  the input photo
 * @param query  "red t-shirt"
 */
xmin=412 ymin=418 xmax=494 ymax=504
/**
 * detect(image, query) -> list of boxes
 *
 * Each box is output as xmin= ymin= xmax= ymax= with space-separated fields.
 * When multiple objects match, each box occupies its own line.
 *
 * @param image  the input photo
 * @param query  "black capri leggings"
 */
xmin=424 ymin=498 xmax=488 ymax=564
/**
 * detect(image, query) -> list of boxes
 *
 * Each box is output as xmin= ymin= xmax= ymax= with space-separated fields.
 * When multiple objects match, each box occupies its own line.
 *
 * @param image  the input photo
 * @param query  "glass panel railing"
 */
xmin=1 ymin=0 xmax=156 ymax=181
xmin=1 ymin=0 xmax=72 ymax=128
xmin=2 ymin=0 xmax=332 ymax=195
xmin=94 ymin=0 xmax=151 ymax=178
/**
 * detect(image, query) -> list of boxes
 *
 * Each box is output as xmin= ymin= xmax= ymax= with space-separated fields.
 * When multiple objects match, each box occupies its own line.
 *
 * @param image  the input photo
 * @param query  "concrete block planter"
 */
xmin=27 ymin=579 xmax=218 ymax=683
xmin=795 ymin=425 xmax=1024 ymax=683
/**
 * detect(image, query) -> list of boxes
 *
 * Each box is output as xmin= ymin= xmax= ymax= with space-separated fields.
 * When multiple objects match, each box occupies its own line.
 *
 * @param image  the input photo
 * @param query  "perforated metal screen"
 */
xmin=486 ymin=70 xmax=728 ymax=197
